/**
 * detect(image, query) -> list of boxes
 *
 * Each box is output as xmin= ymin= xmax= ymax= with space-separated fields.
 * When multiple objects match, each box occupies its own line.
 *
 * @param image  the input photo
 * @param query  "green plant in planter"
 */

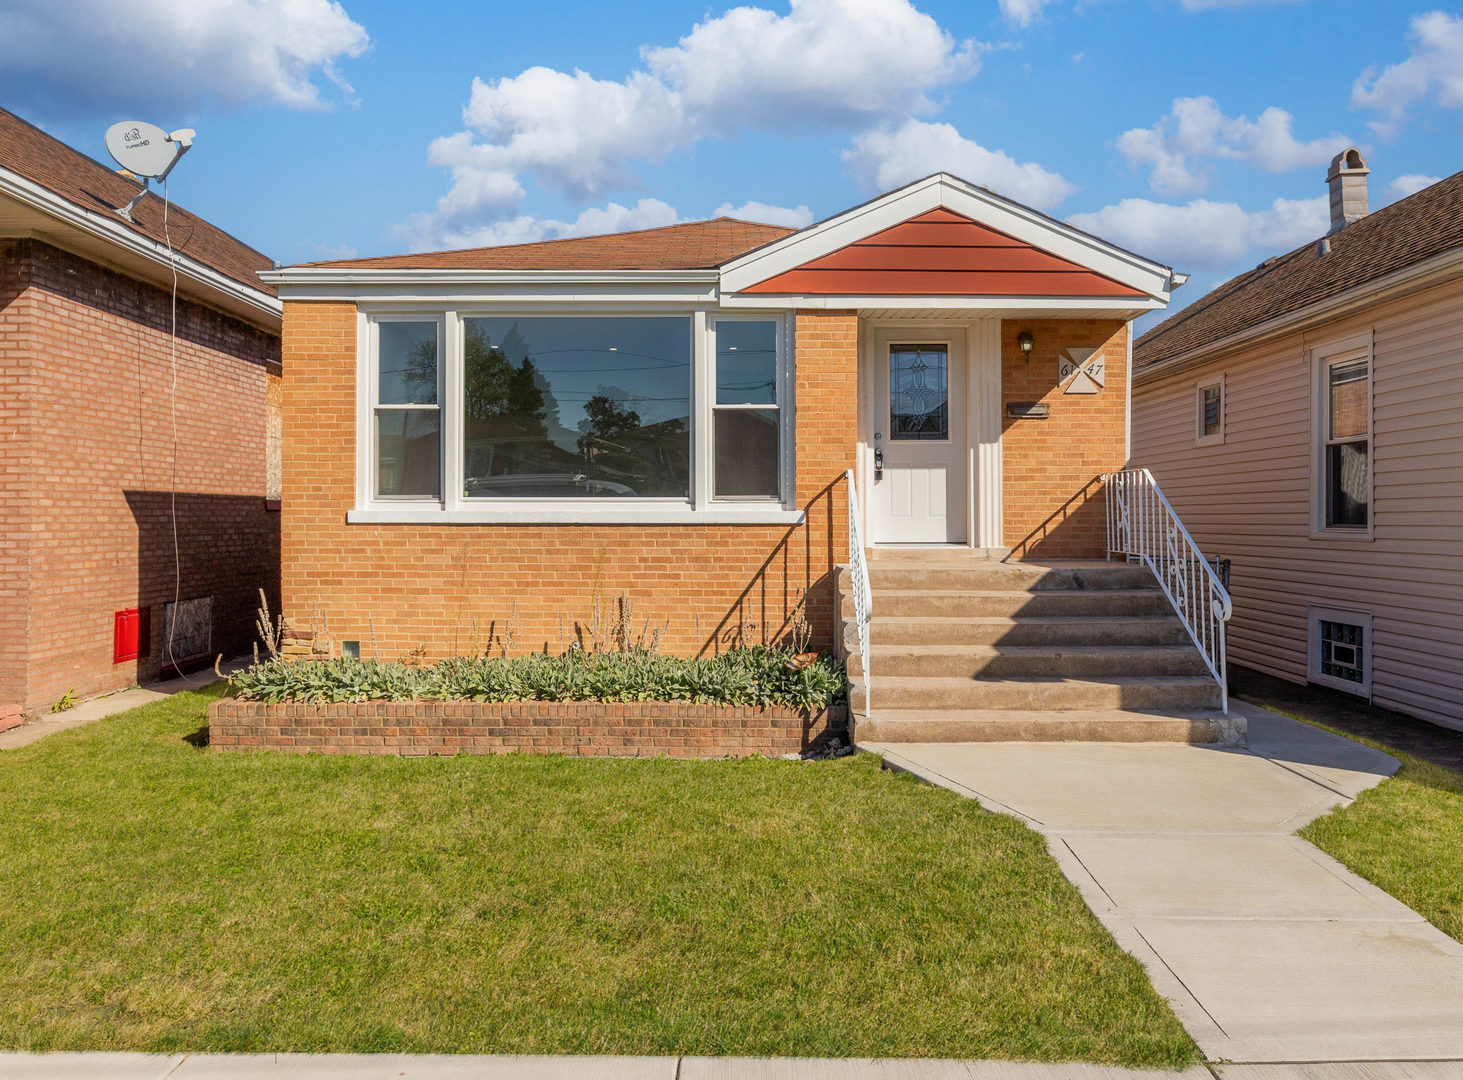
xmin=228 ymin=645 xmax=847 ymax=712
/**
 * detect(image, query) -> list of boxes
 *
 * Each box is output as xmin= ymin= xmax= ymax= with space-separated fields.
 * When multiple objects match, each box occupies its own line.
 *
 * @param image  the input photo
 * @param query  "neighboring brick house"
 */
xmin=0 ymin=107 xmax=282 ymax=725
xmin=263 ymin=173 xmax=1184 ymax=677
xmin=1132 ymin=151 xmax=1463 ymax=732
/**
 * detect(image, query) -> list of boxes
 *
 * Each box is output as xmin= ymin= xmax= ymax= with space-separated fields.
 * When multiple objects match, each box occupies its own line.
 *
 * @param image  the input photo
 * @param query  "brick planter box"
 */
xmin=208 ymin=698 xmax=848 ymax=759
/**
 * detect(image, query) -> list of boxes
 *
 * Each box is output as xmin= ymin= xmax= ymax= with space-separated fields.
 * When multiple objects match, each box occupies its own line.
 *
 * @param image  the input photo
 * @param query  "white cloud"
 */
xmin=713 ymin=201 xmax=816 ymax=228
xmin=407 ymin=0 xmax=978 ymax=248
xmin=1179 ymin=0 xmax=1303 ymax=10
xmin=1118 ymin=97 xmax=1350 ymax=195
xmin=1353 ymin=11 xmax=1463 ymax=137
xmin=1069 ymin=194 xmax=1328 ymax=270
xmin=843 ymin=119 xmax=1076 ymax=210
xmin=1385 ymin=174 xmax=1442 ymax=203
xmin=643 ymin=0 xmax=977 ymax=133
xmin=999 ymin=0 xmax=1056 ymax=28
xmin=396 ymin=198 xmax=681 ymax=253
xmin=0 ymin=0 xmax=368 ymax=112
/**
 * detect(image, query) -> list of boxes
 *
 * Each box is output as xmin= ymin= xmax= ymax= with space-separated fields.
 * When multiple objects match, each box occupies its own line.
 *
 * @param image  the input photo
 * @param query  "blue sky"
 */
xmin=4 ymin=0 xmax=1460 ymax=326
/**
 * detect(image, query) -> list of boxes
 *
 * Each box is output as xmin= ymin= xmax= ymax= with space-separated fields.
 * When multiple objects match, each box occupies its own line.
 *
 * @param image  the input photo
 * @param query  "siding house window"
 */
xmin=1311 ymin=334 xmax=1372 ymax=537
xmin=1309 ymin=606 xmax=1372 ymax=696
xmin=359 ymin=312 xmax=790 ymax=519
xmin=374 ymin=319 xmax=441 ymax=500
xmin=1195 ymin=375 xmax=1224 ymax=446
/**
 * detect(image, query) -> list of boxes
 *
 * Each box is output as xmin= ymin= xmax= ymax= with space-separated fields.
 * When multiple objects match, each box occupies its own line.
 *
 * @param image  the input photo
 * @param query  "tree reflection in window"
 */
xmin=459 ymin=317 xmax=691 ymax=498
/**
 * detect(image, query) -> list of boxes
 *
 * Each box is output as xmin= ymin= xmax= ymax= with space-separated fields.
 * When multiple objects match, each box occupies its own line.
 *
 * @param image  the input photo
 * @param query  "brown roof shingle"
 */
xmin=1134 ymin=169 xmax=1463 ymax=372
xmin=301 ymin=218 xmax=796 ymax=271
xmin=0 ymin=107 xmax=275 ymax=296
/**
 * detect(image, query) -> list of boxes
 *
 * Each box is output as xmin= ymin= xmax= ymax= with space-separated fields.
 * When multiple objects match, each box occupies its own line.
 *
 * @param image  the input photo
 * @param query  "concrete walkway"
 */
xmin=0 ymin=661 xmax=243 ymax=751
xmin=867 ymin=705 xmax=1463 ymax=1066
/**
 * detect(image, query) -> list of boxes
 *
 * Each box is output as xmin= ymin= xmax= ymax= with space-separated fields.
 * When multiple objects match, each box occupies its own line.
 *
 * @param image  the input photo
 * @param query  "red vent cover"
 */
xmin=113 ymin=607 xmax=150 ymax=664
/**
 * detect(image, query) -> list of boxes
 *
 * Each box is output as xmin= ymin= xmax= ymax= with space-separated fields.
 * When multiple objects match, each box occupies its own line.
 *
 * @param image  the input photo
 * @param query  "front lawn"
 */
xmin=1298 ymin=721 xmax=1463 ymax=945
xmin=0 ymin=685 xmax=1195 ymax=1065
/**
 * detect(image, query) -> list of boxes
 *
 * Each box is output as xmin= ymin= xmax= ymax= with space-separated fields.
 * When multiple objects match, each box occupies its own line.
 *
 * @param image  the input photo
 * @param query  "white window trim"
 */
xmin=1308 ymin=604 xmax=1372 ymax=698
xmin=354 ymin=307 xmax=802 ymax=525
xmin=364 ymin=312 xmax=445 ymax=506
xmin=707 ymin=313 xmax=790 ymax=505
xmin=1195 ymin=374 xmax=1225 ymax=447
xmin=1309 ymin=330 xmax=1374 ymax=540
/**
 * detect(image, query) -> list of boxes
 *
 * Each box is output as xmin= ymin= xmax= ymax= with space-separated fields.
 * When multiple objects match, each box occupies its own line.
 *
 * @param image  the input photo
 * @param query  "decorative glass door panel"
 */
xmin=869 ymin=330 xmax=967 ymax=544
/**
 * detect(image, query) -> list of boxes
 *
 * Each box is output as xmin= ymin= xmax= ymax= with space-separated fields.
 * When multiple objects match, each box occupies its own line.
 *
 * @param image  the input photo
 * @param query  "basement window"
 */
xmin=1308 ymin=606 xmax=1371 ymax=697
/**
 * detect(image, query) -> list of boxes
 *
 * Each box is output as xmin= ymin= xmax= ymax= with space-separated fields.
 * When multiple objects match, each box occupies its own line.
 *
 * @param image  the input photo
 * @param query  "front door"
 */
xmin=869 ymin=327 xmax=968 ymax=544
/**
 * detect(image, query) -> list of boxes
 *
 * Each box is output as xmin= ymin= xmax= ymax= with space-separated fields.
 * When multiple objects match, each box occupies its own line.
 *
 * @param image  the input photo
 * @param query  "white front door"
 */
xmin=869 ymin=327 xmax=968 ymax=544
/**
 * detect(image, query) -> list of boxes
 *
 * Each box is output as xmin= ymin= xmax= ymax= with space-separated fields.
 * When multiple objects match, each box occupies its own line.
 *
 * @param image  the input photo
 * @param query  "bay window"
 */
xmin=358 ymin=311 xmax=792 ymax=520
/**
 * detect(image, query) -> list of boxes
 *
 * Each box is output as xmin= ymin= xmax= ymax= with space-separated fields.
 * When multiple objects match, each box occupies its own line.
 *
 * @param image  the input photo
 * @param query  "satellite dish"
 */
xmin=102 ymin=121 xmax=197 ymax=221
xmin=105 ymin=121 xmax=177 ymax=179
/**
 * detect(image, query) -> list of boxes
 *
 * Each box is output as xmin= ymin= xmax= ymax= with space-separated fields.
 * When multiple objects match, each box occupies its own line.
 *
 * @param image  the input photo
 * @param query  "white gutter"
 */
xmin=1135 ymin=244 xmax=1463 ymax=384
xmin=260 ymin=267 xmax=722 ymax=287
xmin=0 ymin=166 xmax=281 ymax=325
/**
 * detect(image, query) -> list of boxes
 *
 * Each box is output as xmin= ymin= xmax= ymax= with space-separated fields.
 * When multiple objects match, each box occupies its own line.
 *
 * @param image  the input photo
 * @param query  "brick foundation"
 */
xmin=209 ymin=698 xmax=848 ymax=759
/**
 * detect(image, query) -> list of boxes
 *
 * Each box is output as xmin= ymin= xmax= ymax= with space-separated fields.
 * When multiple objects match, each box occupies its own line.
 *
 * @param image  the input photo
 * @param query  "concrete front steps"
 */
xmin=838 ymin=555 xmax=1239 ymax=745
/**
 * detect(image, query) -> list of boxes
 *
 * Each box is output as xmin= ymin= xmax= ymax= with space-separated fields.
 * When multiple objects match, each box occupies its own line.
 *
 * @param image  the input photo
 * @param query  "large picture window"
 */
xmin=460 ymin=317 xmax=691 ymax=500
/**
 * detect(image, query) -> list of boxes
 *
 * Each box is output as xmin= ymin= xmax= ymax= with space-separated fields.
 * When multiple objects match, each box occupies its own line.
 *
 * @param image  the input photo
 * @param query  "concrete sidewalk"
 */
xmin=867 ymin=706 xmax=1463 ymax=1066
xmin=0 ymin=661 xmax=243 ymax=751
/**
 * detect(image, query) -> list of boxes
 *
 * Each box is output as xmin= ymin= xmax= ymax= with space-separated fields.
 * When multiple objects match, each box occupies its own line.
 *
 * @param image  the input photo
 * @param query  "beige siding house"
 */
xmin=1131 ymin=151 xmax=1463 ymax=731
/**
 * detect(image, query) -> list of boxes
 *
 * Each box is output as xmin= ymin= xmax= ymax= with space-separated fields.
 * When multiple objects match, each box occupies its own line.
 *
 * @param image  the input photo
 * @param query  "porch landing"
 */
xmin=838 ymin=553 xmax=1241 ymax=745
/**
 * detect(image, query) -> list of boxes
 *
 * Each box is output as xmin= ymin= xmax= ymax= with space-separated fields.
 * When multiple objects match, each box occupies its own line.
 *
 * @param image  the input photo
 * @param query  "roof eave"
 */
xmin=0 ymin=165 xmax=281 ymax=327
xmin=1134 ymin=244 xmax=1463 ymax=384
xmin=259 ymin=267 xmax=723 ymax=286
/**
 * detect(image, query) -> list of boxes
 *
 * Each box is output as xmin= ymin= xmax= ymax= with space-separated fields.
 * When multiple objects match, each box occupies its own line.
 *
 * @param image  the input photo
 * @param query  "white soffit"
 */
xmin=719 ymin=173 xmax=1174 ymax=301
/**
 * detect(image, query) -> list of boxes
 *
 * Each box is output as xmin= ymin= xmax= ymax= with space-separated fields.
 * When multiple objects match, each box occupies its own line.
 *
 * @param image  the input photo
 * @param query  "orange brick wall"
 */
xmin=280 ymin=303 xmax=857 ymax=661
xmin=0 ymin=239 xmax=280 ymax=714
xmin=1000 ymin=319 xmax=1128 ymax=558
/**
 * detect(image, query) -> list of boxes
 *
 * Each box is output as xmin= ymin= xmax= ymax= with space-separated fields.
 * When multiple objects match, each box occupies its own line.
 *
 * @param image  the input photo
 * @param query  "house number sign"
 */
xmin=1059 ymin=347 xmax=1105 ymax=395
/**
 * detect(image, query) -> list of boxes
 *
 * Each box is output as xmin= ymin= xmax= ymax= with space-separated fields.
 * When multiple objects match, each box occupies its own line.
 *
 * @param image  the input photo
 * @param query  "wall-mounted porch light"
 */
xmin=1017 ymin=330 xmax=1035 ymax=364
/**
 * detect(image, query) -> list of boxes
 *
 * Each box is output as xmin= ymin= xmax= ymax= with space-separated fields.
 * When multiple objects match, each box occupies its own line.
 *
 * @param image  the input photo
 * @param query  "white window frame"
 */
xmin=1309 ymin=331 xmax=1374 ymax=540
xmin=706 ymin=314 xmax=789 ymax=505
xmin=351 ymin=307 xmax=801 ymax=525
xmin=365 ymin=312 xmax=445 ymax=505
xmin=1308 ymin=604 xmax=1372 ymax=697
xmin=1195 ymin=374 xmax=1224 ymax=447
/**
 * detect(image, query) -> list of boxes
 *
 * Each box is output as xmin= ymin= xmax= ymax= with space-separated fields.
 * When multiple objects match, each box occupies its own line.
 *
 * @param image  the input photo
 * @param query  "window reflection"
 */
xmin=460 ymin=317 xmax=691 ymax=499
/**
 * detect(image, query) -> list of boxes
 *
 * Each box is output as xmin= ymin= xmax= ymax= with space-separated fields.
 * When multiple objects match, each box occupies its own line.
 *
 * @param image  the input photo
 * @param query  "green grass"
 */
xmin=1294 ymin=716 xmax=1463 ymax=945
xmin=0 ymin=685 xmax=1196 ymax=1065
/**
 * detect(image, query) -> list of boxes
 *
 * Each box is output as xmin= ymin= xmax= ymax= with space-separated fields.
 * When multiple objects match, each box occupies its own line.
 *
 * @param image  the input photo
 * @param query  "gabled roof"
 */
xmin=302 ymin=218 xmax=794 ymax=271
xmin=721 ymin=172 xmax=1176 ymax=304
xmin=738 ymin=207 xmax=1147 ymax=298
xmin=1135 ymin=168 xmax=1463 ymax=374
xmin=0 ymin=107 xmax=276 ymax=298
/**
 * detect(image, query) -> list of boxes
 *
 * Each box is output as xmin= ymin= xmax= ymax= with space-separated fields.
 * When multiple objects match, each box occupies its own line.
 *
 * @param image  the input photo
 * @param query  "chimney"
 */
xmin=1327 ymin=148 xmax=1369 ymax=234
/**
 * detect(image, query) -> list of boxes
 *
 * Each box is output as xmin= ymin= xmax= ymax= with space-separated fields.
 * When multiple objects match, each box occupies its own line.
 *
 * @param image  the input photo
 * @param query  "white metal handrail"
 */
xmin=1104 ymin=468 xmax=1233 ymax=712
xmin=845 ymin=469 xmax=873 ymax=715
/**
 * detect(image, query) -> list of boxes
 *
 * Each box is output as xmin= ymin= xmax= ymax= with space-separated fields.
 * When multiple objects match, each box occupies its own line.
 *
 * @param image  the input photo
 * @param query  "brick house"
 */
xmin=0 ymin=108 xmax=282 ymax=725
xmin=263 ymin=173 xmax=1233 ymax=747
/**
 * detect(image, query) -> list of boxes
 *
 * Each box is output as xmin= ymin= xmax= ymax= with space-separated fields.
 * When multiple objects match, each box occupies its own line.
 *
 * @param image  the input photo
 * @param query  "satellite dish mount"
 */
xmin=103 ymin=121 xmax=197 ymax=221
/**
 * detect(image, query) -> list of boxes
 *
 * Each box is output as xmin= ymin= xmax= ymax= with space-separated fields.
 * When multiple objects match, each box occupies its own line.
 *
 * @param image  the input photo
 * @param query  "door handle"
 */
xmin=874 ymin=448 xmax=884 ymax=478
